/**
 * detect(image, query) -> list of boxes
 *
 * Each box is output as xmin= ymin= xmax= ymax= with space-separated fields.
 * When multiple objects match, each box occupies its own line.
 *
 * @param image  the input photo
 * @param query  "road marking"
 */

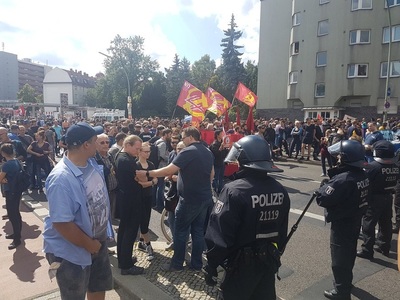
xmin=290 ymin=208 xmax=325 ymax=222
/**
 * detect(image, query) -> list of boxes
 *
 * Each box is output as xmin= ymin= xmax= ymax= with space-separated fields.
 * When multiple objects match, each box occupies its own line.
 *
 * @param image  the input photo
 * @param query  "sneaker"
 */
xmin=165 ymin=243 xmax=174 ymax=251
xmin=146 ymin=244 xmax=154 ymax=261
xmin=137 ymin=241 xmax=146 ymax=252
xmin=161 ymin=263 xmax=183 ymax=272
xmin=321 ymin=173 xmax=327 ymax=177
xmin=121 ymin=265 xmax=144 ymax=276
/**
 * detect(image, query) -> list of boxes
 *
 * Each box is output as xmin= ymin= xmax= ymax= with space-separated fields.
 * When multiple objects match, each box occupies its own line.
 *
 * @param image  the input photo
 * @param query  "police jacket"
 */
xmin=205 ymin=169 xmax=290 ymax=269
xmin=367 ymin=160 xmax=400 ymax=195
xmin=317 ymin=165 xmax=369 ymax=223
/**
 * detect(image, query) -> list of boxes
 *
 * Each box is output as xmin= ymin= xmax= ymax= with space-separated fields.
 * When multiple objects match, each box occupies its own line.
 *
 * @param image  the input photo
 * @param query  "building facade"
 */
xmin=257 ymin=0 xmax=400 ymax=121
xmin=0 ymin=51 xmax=18 ymax=104
xmin=43 ymin=68 xmax=96 ymax=117
xmin=18 ymin=58 xmax=52 ymax=96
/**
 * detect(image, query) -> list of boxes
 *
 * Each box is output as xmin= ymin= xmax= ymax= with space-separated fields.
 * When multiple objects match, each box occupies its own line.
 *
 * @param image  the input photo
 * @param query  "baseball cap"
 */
xmin=65 ymin=122 xmax=103 ymax=146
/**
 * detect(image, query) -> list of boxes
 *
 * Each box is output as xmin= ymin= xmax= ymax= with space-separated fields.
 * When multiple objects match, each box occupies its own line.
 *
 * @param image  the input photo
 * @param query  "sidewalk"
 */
xmin=1 ymin=190 xmax=226 ymax=300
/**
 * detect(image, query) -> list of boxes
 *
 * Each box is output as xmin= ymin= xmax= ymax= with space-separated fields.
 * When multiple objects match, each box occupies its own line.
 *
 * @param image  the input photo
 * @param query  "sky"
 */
xmin=0 ymin=0 xmax=261 ymax=77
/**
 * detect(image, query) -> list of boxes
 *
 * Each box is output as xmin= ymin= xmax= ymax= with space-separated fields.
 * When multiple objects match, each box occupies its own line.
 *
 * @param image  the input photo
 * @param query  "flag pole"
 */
xmin=171 ymin=107 xmax=177 ymax=120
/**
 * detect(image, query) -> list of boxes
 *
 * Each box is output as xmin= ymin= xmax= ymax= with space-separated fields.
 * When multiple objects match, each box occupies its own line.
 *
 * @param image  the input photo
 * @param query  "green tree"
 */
xmin=99 ymin=35 xmax=159 ymax=116
xmin=164 ymin=54 xmax=192 ymax=117
xmin=217 ymin=14 xmax=246 ymax=99
xmin=17 ymin=84 xmax=37 ymax=103
xmin=244 ymin=61 xmax=258 ymax=94
xmin=191 ymin=55 xmax=216 ymax=92
xmin=136 ymin=71 xmax=167 ymax=117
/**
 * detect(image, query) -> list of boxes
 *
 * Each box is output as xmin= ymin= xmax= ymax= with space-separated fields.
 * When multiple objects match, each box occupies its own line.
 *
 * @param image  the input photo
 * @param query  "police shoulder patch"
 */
xmin=214 ymin=200 xmax=224 ymax=214
xmin=325 ymin=185 xmax=335 ymax=195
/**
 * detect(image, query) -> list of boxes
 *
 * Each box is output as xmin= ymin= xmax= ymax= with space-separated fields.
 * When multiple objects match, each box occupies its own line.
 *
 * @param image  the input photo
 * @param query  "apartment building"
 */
xmin=257 ymin=0 xmax=400 ymax=121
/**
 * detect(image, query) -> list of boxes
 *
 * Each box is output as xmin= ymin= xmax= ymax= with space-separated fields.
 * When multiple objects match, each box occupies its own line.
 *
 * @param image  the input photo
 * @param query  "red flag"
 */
xmin=246 ymin=107 xmax=254 ymax=134
xmin=206 ymin=87 xmax=231 ymax=117
xmin=236 ymin=106 xmax=241 ymax=126
xmin=317 ymin=114 xmax=322 ymax=120
xmin=191 ymin=115 xmax=202 ymax=128
xmin=234 ymin=82 xmax=258 ymax=107
xmin=19 ymin=105 xmax=25 ymax=116
xmin=176 ymin=81 xmax=212 ymax=121
xmin=224 ymin=109 xmax=230 ymax=131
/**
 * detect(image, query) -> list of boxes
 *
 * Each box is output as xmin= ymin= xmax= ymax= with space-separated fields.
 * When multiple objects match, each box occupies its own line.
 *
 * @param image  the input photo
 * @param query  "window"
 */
xmin=316 ymin=51 xmax=327 ymax=67
xmin=349 ymin=30 xmax=371 ymax=44
xmin=383 ymin=25 xmax=400 ymax=43
xmin=348 ymin=64 xmax=368 ymax=78
xmin=318 ymin=20 xmax=329 ymax=36
xmin=321 ymin=111 xmax=331 ymax=119
xmin=289 ymin=71 xmax=298 ymax=84
xmin=315 ymin=83 xmax=325 ymax=97
xmin=380 ymin=61 xmax=400 ymax=78
xmin=385 ymin=0 xmax=400 ymax=8
xmin=351 ymin=0 xmax=372 ymax=10
xmin=292 ymin=12 xmax=300 ymax=26
xmin=291 ymin=42 xmax=300 ymax=55
xmin=320 ymin=0 xmax=330 ymax=4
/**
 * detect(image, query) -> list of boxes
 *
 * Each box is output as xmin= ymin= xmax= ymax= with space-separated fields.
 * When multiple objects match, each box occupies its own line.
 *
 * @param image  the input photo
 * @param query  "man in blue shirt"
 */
xmin=43 ymin=122 xmax=113 ymax=300
xmin=364 ymin=122 xmax=384 ymax=162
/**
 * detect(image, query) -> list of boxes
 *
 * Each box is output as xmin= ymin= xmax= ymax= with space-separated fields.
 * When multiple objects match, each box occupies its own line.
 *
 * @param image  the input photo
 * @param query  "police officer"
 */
xmin=204 ymin=135 xmax=290 ymax=300
xmin=317 ymin=140 xmax=369 ymax=300
xmin=357 ymin=140 xmax=400 ymax=259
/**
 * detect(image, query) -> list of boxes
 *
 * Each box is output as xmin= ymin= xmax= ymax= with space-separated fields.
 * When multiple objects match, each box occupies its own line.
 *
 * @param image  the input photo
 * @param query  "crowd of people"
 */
xmin=0 ymin=113 xmax=400 ymax=299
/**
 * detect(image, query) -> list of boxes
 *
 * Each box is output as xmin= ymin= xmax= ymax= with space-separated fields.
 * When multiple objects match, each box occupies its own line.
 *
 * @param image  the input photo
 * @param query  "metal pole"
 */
xmin=383 ymin=0 xmax=392 ymax=122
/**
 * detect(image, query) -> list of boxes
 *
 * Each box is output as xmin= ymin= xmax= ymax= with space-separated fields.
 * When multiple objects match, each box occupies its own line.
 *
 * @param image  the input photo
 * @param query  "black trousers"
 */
xmin=394 ymin=183 xmax=400 ymax=227
xmin=330 ymin=216 xmax=361 ymax=294
xmin=116 ymin=191 xmax=141 ymax=269
xmin=5 ymin=191 xmax=22 ymax=242
xmin=361 ymin=194 xmax=393 ymax=253
xmin=221 ymin=254 xmax=277 ymax=300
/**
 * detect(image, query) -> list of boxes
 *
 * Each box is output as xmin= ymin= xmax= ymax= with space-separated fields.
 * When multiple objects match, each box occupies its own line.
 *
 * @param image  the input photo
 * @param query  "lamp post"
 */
xmin=98 ymin=51 xmax=132 ymax=119
xmin=383 ymin=0 xmax=392 ymax=122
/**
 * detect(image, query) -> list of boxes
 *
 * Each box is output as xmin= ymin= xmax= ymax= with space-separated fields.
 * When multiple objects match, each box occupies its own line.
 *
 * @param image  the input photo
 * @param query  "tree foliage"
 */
xmin=216 ymin=14 xmax=246 ymax=99
xmin=191 ymin=55 xmax=216 ymax=92
xmin=17 ymin=84 xmax=37 ymax=103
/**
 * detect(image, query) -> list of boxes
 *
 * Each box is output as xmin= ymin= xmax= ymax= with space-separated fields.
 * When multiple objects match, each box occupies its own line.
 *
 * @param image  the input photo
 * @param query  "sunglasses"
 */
xmin=99 ymin=141 xmax=109 ymax=145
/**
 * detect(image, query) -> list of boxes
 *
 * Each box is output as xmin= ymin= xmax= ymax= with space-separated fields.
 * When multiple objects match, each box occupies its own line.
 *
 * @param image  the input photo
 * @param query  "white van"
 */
xmin=92 ymin=110 xmax=125 ymax=122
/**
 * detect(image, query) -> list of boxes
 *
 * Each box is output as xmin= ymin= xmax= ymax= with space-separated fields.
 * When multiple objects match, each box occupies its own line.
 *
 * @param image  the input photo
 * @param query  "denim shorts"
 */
xmin=46 ymin=241 xmax=113 ymax=299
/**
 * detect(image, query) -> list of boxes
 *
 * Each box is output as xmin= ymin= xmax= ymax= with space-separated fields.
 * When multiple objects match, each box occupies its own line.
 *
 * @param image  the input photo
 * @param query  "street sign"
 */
xmin=387 ymin=87 xmax=391 ymax=97
xmin=385 ymin=101 xmax=391 ymax=109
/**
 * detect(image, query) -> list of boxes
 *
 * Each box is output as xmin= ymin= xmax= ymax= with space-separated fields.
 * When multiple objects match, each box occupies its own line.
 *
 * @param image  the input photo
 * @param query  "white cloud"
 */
xmin=0 ymin=0 xmax=259 ymax=75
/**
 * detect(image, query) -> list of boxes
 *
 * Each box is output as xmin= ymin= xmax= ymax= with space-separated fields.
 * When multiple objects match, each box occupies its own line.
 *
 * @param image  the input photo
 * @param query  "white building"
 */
xmin=43 ymin=67 xmax=96 ymax=117
xmin=257 ymin=0 xmax=400 ymax=121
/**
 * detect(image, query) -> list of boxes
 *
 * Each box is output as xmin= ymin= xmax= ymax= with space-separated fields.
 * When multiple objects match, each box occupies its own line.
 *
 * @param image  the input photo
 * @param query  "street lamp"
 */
xmin=383 ymin=0 xmax=392 ymax=122
xmin=98 ymin=51 xmax=132 ymax=119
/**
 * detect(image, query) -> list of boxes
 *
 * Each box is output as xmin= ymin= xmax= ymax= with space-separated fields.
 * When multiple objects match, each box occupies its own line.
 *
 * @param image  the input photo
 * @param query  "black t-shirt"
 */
xmin=136 ymin=160 xmax=155 ymax=197
xmin=115 ymin=152 xmax=142 ymax=200
xmin=172 ymin=142 xmax=213 ymax=202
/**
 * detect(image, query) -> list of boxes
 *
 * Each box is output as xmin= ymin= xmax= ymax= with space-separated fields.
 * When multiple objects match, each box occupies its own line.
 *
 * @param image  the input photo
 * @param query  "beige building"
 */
xmin=257 ymin=0 xmax=400 ymax=121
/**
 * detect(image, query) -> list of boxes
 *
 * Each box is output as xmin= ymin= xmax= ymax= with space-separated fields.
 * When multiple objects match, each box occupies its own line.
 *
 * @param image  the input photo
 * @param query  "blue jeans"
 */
xmin=171 ymin=197 xmax=211 ymax=270
xmin=212 ymin=165 xmax=225 ymax=194
xmin=155 ymin=177 xmax=165 ymax=210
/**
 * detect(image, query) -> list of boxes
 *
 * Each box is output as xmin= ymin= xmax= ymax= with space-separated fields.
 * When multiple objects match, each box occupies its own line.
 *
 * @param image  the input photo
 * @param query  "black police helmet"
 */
xmin=328 ymin=140 xmax=369 ymax=168
xmin=373 ymin=140 xmax=396 ymax=164
xmin=224 ymin=135 xmax=283 ymax=172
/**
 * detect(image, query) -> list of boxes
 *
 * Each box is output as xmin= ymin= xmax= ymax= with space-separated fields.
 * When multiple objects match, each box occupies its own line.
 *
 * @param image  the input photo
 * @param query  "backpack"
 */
xmin=148 ymin=143 xmax=160 ymax=169
xmin=11 ymin=162 xmax=30 ymax=193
